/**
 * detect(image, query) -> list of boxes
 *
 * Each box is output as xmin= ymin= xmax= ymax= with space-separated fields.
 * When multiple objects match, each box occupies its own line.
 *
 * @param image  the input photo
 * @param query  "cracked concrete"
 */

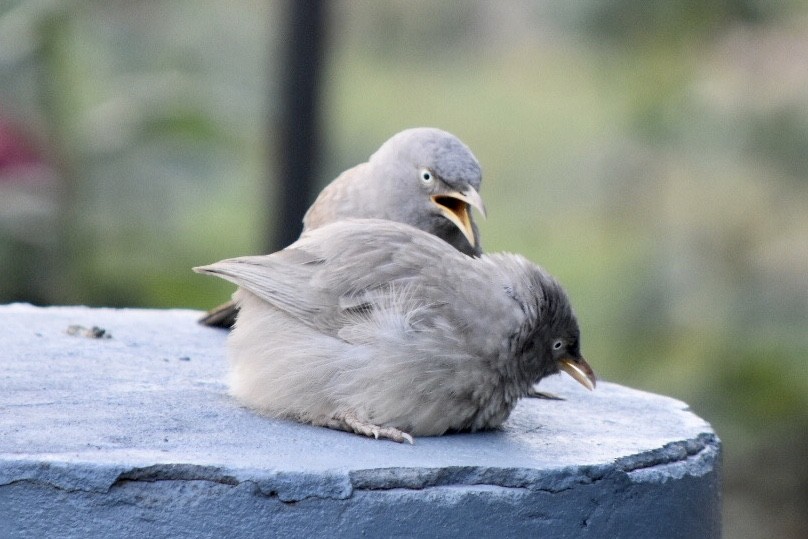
xmin=0 ymin=304 xmax=721 ymax=537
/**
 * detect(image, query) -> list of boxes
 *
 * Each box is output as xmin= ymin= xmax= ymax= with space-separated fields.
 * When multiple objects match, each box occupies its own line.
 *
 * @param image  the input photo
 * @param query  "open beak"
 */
xmin=558 ymin=356 xmax=597 ymax=391
xmin=430 ymin=186 xmax=486 ymax=247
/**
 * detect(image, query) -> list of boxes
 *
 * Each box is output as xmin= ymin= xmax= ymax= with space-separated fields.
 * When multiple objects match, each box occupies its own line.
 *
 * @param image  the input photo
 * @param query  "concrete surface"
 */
xmin=0 ymin=303 xmax=721 ymax=538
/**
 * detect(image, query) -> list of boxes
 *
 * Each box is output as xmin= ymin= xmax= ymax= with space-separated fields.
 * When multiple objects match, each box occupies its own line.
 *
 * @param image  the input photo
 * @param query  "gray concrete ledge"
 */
xmin=0 ymin=303 xmax=721 ymax=538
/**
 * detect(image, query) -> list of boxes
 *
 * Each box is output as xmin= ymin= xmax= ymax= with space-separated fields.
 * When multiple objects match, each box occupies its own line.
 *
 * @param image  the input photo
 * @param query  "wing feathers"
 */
xmin=195 ymin=220 xmax=479 ymax=337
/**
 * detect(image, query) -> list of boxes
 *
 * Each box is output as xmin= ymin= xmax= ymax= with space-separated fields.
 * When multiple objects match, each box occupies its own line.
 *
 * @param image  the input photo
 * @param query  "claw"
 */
xmin=525 ymin=387 xmax=565 ymax=400
xmin=336 ymin=411 xmax=415 ymax=444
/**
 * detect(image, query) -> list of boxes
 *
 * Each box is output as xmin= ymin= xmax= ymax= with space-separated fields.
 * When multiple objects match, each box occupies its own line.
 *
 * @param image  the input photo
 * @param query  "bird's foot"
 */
xmin=525 ymin=387 xmax=565 ymax=400
xmin=336 ymin=411 xmax=414 ymax=444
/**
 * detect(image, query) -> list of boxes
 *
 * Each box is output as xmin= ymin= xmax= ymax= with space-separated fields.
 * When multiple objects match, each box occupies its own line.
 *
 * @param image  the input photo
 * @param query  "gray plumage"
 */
xmin=194 ymin=219 xmax=596 ymax=443
xmin=304 ymin=127 xmax=485 ymax=257
xmin=200 ymin=127 xmax=485 ymax=328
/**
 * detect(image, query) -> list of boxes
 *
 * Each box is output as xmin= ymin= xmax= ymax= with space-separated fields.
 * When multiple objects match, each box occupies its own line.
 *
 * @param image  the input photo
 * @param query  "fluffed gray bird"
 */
xmin=194 ymin=219 xmax=596 ymax=444
xmin=199 ymin=127 xmax=486 ymax=329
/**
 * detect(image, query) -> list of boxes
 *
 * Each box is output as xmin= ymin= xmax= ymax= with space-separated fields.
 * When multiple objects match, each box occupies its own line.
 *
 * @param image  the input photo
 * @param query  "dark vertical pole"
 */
xmin=269 ymin=0 xmax=329 ymax=252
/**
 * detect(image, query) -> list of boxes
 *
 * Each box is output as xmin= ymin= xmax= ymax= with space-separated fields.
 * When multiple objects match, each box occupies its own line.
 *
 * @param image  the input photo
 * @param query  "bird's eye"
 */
xmin=419 ymin=168 xmax=434 ymax=184
xmin=552 ymin=339 xmax=563 ymax=350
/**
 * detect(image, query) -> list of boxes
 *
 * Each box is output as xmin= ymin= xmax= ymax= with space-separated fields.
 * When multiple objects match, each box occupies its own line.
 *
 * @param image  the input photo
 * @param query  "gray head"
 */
xmin=368 ymin=127 xmax=486 ymax=256
xmin=494 ymin=254 xmax=596 ymax=391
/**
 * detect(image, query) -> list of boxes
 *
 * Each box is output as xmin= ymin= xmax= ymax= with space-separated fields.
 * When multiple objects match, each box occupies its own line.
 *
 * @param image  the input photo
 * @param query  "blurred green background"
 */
xmin=1 ymin=1 xmax=806 ymax=536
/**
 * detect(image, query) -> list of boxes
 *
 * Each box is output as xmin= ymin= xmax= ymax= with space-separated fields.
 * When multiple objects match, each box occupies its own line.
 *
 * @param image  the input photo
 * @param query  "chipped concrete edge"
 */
xmin=0 ymin=432 xmax=719 ymax=503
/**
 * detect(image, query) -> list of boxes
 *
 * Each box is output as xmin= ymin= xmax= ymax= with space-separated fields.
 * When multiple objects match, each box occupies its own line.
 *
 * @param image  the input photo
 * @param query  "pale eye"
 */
xmin=419 ymin=168 xmax=434 ymax=184
xmin=552 ymin=339 xmax=563 ymax=350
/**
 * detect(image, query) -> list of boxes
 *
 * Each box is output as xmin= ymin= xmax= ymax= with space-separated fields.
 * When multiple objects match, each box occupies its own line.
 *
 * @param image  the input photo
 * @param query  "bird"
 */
xmin=199 ymin=127 xmax=486 ymax=329
xmin=194 ymin=219 xmax=596 ymax=444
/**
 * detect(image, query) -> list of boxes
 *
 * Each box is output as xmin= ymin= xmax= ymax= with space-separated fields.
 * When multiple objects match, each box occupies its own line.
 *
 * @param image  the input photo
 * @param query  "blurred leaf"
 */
xmin=139 ymin=110 xmax=225 ymax=143
xmin=710 ymin=339 xmax=808 ymax=427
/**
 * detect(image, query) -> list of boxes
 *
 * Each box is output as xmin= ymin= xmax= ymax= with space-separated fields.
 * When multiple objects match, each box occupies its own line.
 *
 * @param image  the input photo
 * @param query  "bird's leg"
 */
xmin=331 ymin=411 xmax=414 ymax=444
xmin=525 ymin=387 xmax=565 ymax=400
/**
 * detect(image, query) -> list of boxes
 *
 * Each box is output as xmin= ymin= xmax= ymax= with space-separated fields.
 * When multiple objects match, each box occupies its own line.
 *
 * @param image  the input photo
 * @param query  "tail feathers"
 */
xmin=197 ymin=299 xmax=238 ymax=329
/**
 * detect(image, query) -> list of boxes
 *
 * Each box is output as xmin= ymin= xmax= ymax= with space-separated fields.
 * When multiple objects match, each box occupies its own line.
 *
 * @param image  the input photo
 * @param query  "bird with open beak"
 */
xmin=303 ymin=127 xmax=486 ymax=257
xmin=195 ymin=219 xmax=596 ymax=444
xmin=200 ymin=127 xmax=486 ymax=328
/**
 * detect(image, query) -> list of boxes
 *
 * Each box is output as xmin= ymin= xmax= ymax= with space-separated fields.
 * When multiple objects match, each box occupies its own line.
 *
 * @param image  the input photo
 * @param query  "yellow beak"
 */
xmin=430 ymin=186 xmax=486 ymax=247
xmin=558 ymin=356 xmax=597 ymax=391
